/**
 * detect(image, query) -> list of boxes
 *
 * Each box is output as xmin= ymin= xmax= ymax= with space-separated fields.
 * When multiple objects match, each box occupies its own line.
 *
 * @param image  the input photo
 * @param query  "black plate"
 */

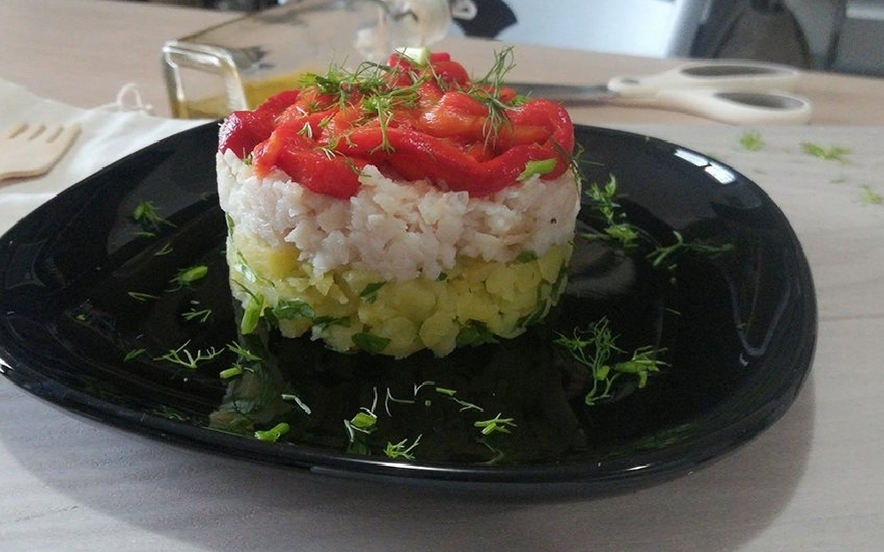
xmin=0 ymin=123 xmax=815 ymax=491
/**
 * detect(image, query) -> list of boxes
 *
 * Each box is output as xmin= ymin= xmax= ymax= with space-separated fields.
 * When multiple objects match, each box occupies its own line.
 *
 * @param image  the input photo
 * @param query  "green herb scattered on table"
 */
xmin=739 ymin=130 xmax=764 ymax=151
xmin=800 ymin=141 xmax=850 ymax=162
xmin=860 ymin=185 xmax=883 ymax=205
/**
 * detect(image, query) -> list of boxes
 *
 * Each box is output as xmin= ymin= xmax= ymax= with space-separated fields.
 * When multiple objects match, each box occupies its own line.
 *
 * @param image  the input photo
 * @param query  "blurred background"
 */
xmin=127 ymin=0 xmax=884 ymax=77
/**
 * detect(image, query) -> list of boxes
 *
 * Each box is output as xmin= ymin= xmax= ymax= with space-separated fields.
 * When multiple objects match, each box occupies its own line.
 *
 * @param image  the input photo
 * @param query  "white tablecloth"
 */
xmin=2 ymin=81 xmax=884 ymax=551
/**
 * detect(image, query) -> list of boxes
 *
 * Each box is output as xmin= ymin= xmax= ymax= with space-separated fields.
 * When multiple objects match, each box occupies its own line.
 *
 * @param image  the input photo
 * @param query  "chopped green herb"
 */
xmin=168 ymin=265 xmax=208 ymax=290
xmin=518 ymin=158 xmax=557 ymax=180
xmin=344 ymin=388 xmax=380 ymax=444
xmin=739 ymin=130 xmax=764 ymax=151
xmin=254 ymin=422 xmax=290 ymax=442
xmin=123 ymin=348 xmax=146 ymax=362
xmin=396 ymin=46 xmax=431 ymax=65
xmin=219 ymin=366 xmax=244 ymax=379
xmin=154 ymin=242 xmax=173 ymax=256
xmin=232 ymin=282 xmax=265 ymax=335
xmin=385 ymin=435 xmax=422 ymax=460
xmin=264 ymin=299 xmax=315 ymax=328
xmin=581 ymin=176 xmax=640 ymax=249
xmin=801 ymin=142 xmax=850 ymax=162
xmin=359 ymin=282 xmax=387 ymax=304
xmin=154 ymin=341 xmax=223 ymax=370
xmin=646 ymin=230 xmax=733 ymax=269
xmin=352 ymin=332 xmax=391 ymax=354
xmin=516 ymin=250 xmax=539 ymax=263
xmin=127 ymin=291 xmax=160 ymax=302
xmin=312 ymin=315 xmax=351 ymax=330
xmin=554 ymin=317 xmax=666 ymax=406
xmin=474 ymin=413 xmax=516 ymax=435
xmin=226 ymin=342 xmax=262 ymax=362
xmin=132 ymin=200 xmax=175 ymax=231
xmin=450 ymin=396 xmax=484 ymax=413
xmin=181 ymin=304 xmax=212 ymax=323
xmin=346 ymin=410 xmax=378 ymax=436
xmin=860 ymin=185 xmax=883 ymax=205
xmin=456 ymin=321 xmax=498 ymax=347
xmin=281 ymin=393 xmax=312 ymax=415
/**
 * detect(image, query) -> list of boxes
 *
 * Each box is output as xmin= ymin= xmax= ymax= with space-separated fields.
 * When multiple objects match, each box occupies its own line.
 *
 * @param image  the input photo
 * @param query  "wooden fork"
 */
xmin=0 ymin=122 xmax=81 ymax=181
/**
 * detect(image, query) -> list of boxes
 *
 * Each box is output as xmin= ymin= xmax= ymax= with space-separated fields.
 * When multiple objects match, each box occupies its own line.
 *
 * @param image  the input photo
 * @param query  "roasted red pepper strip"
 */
xmin=340 ymin=126 xmax=561 ymax=196
xmin=217 ymin=51 xmax=575 ymax=198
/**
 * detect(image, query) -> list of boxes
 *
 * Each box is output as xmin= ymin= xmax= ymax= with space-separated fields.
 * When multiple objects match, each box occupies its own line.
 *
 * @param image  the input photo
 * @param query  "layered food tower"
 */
xmin=217 ymin=48 xmax=580 ymax=358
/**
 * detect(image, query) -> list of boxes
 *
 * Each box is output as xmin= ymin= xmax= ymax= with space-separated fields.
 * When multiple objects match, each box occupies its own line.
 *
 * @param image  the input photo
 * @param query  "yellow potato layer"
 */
xmin=227 ymin=232 xmax=571 ymax=358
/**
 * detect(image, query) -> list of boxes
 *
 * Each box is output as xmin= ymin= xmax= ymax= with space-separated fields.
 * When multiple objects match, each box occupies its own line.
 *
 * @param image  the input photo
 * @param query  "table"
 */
xmin=2 ymin=2 xmax=884 ymax=551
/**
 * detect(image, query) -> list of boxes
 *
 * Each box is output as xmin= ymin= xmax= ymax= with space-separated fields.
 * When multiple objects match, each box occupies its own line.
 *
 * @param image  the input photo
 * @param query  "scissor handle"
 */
xmin=652 ymin=88 xmax=813 ymax=124
xmin=608 ymin=61 xmax=801 ymax=96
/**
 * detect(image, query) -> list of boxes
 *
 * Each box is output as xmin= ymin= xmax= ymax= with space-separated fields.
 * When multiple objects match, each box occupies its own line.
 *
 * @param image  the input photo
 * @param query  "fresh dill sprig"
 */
xmin=181 ymin=300 xmax=212 ymax=323
xmin=580 ymin=175 xmax=641 ymax=248
xmin=385 ymin=435 xmax=422 ymax=460
xmin=123 ymin=348 xmax=146 ymax=362
xmin=581 ymin=175 xmax=734 ymax=268
xmin=226 ymin=342 xmax=262 ymax=362
xmin=153 ymin=242 xmax=173 ymax=256
xmin=474 ymin=413 xmax=517 ymax=436
xmin=154 ymin=341 xmax=223 ymax=370
xmin=647 ymin=230 xmax=734 ymax=269
xmin=468 ymin=46 xmax=524 ymax=147
xmin=127 ymin=291 xmax=160 ymax=302
xmin=554 ymin=317 xmax=666 ymax=406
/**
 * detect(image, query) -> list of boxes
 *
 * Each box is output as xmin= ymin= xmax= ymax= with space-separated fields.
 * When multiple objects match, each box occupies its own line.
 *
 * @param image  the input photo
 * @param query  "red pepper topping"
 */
xmin=218 ymin=49 xmax=575 ymax=198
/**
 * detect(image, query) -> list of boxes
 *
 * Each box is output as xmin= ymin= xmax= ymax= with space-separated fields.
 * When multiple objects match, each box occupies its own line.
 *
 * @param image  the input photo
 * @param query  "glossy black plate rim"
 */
xmin=0 ymin=123 xmax=816 ymax=492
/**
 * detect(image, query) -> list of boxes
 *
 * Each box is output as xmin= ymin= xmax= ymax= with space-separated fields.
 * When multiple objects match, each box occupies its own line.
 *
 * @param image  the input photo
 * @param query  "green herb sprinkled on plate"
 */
xmin=554 ymin=317 xmax=667 ymax=406
xmin=254 ymin=422 xmax=290 ymax=442
xmin=154 ymin=341 xmax=223 ymax=370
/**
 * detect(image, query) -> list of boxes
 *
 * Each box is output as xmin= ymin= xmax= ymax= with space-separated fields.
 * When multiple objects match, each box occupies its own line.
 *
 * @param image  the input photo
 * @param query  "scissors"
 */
xmin=508 ymin=61 xmax=813 ymax=125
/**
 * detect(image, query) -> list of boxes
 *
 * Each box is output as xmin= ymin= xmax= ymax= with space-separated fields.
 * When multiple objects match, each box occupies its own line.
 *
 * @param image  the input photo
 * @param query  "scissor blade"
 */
xmin=506 ymin=82 xmax=617 ymax=104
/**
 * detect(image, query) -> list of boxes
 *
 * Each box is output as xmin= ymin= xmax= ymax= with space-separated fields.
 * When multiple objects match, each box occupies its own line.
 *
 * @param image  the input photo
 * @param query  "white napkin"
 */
xmin=0 ymin=79 xmax=211 ymax=235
